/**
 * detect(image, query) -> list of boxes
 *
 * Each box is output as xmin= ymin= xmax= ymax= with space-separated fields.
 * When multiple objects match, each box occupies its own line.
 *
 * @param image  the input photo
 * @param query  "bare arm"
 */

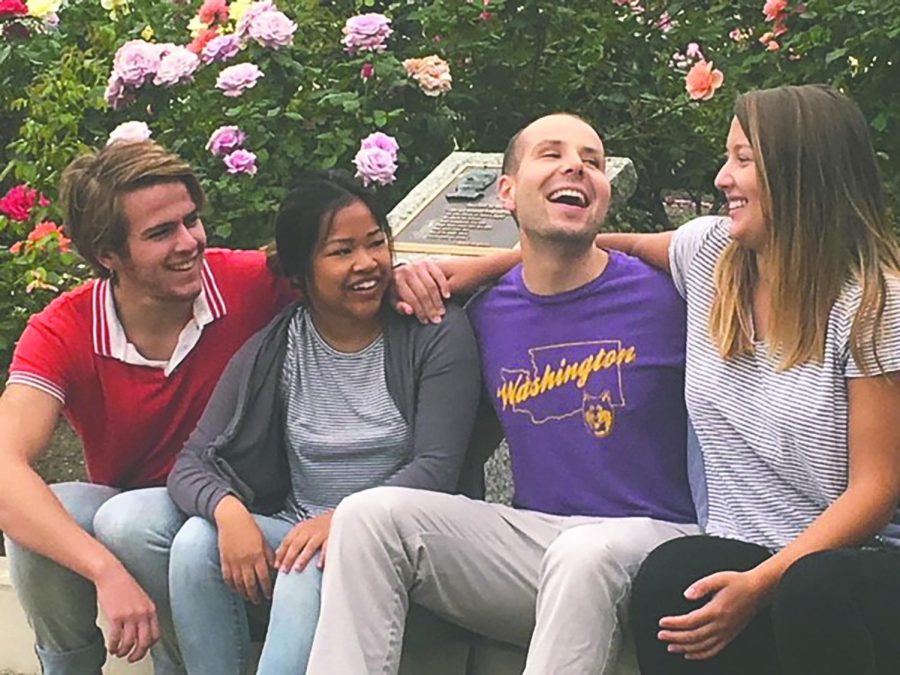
xmin=660 ymin=372 xmax=900 ymax=659
xmin=0 ymin=384 xmax=160 ymax=661
xmin=751 ymin=372 xmax=900 ymax=589
xmin=594 ymin=231 xmax=673 ymax=272
xmin=0 ymin=385 xmax=112 ymax=576
xmin=392 ymin=251 xmax=521 ymax=323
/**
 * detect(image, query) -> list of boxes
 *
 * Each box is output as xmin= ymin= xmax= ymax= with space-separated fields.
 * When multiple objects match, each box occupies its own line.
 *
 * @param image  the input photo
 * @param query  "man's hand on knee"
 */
xmin=94 ymin=563 xmax=160 ymax=662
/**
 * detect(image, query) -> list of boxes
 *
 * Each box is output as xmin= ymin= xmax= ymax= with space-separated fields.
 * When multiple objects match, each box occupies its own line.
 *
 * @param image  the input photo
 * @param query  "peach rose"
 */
xmin=685 ymin=60 xmax=724 ymax=101
xmin=763 ymin=0 xmax=788 ymax=22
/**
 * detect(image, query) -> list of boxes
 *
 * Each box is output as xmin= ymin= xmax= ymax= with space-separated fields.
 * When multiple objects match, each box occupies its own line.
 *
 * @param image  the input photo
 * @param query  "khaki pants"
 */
xmin=307 ymin=487 xmax=699 ymax=675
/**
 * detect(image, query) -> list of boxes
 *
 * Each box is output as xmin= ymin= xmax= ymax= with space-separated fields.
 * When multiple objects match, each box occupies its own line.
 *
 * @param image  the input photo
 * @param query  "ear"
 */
xmin=96 ymin=249 xmax=119 ymax=276
xmin=497 ymin=174 xmax=516 ymax=213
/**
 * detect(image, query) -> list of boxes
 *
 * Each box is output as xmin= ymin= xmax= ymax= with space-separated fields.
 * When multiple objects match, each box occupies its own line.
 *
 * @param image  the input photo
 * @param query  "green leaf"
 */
xmin=825 ymin=48 xmax=848 ymax=64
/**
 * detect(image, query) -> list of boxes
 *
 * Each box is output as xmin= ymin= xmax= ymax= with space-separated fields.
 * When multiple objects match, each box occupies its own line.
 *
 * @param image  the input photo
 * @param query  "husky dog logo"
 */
xmin=582 ymin=391 xmax=615 ymax=438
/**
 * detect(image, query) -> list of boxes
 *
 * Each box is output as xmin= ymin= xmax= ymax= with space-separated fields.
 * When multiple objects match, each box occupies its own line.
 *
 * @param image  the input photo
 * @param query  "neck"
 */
xmin=754 ymin=250 xmax=772 ymax=286
xmin=310 ymin=308 xmax=384 ymax=353
xmin=520 ymin=232 xmax=609 ymax=295
xmin=111 ymin=282 xmax=195 ymax=360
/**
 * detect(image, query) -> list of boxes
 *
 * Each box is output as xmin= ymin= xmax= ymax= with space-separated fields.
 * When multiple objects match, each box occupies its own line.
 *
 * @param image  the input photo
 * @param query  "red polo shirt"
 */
xmin=8 ymin=248 xmax=294 ymax=489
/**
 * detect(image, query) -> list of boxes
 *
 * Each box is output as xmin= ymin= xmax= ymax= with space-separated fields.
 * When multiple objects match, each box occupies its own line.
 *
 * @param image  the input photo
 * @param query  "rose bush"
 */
xmin=1 ymin=0 xmax=898 ymax=365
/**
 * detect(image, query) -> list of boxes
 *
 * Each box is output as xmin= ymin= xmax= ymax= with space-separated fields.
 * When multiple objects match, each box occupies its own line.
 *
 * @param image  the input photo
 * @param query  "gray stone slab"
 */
xmin=389 ymin=152 xmax=636 ymax=258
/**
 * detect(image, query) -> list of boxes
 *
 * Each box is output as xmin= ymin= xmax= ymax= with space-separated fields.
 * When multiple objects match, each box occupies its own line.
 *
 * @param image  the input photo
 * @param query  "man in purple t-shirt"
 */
xmin=306 ymin=113 xmax=699 ymax=675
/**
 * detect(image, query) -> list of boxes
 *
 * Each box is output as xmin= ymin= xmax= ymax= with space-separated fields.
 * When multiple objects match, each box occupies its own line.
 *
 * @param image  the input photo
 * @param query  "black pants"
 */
xmin=630 ymin=536 xmax=900 ymax=675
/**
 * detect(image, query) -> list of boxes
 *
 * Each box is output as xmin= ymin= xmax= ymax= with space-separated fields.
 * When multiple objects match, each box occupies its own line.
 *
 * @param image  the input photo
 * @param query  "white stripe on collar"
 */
xmin=91 ymin=259 xmax=228 ymax=376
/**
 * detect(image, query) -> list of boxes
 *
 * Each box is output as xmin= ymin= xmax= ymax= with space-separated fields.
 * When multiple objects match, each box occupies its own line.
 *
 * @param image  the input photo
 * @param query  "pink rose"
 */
xmin=685 ymin=60 xmax=724 ymax=101
xmin=215 ymin=62 xmax=264 ymax=97
xmin=353 ymin=146 xmax=397 ymax=187
xmin=153 ymin=46 xmax=200 ymax=86
xmin=206 ymin=125 xmax=247 ymax=156
xmin=223 ymin=149 xmax=258 ymax=175
xmin=107 ymin=121 xmax=152 ymax=145
xmin=104 ymin=74 xmax=130 ymax=109
xmin=0 ymin=184 xmax=49 ymax=222
xmin=341 ymin=13 xmax=392 ymax=55
xmin=360 ymin=131 xmax=399 ymax=160
xmin=247 ymin=8 xmax=296 ymax=49
xmin=235 ymin=0 xmax=275 ymax=40
xmin=201 ymin=34 xmax=241 ymax=64
xmin=360 ymin=62 xmax=375 ymax=80
xmin=112 ymin=40 xmax=162 ymax=87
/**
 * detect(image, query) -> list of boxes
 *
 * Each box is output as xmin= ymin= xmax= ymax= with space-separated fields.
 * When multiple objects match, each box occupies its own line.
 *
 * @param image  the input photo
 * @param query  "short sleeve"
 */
xmin=842 ymin=276 xmax=900 ymax=378
xmin=7 ymin=309 xmax=73 ymax=404
xmin=669 ymin=216 xmax=728 ymax=300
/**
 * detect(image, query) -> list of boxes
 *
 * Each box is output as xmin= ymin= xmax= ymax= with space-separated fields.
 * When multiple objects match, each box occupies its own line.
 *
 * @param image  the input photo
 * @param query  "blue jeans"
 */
xmin=169 ymin=514 xmax=323 ymax=675
xmin=4 ymin=483 xmax=186 ymax=675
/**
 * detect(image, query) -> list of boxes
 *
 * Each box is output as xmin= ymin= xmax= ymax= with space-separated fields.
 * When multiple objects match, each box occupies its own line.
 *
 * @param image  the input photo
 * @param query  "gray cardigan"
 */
xmin=167 ymin=302 xmax=482 ymax=521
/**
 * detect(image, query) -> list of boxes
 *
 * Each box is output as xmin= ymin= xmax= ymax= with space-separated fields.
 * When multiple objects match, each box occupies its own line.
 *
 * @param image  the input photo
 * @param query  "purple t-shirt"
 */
xmin=467 ymin=250 xmax=695 ymax=523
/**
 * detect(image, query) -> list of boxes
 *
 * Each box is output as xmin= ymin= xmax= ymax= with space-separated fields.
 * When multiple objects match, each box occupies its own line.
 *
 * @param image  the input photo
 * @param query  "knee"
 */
xmin=93 ymin=487 xmax=183 ymax=555
xmin=631 ymin=536 xmax=706 ymax=613
xmin=333 ymin=486 xmax=420 ymax=539
xmin=775 ymin=550 xmax=853 ymax=620
xmin=543 ymin=527 xmax=624 ymax=583
xmin=170 ymin=516 xmax=219 ymax=571
xmin=271 ymin=566 xmax=323 ymax=612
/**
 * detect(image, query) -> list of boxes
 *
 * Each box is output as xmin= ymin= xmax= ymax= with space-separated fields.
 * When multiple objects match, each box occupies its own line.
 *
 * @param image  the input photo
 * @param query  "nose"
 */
xmin=174 ymin=222 xmax=201 ymax=252
xmin=561 ymin=151 xmax=585 ymax=176
xmin=714 ymin=161 xmax=732 ymax=191
xmin=353 ymin=248 xmax=378 ymax=271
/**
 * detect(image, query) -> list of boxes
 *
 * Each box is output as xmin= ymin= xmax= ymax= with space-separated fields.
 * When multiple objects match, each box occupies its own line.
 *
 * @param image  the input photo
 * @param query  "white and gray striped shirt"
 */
xmin=278 ymin=308 xmax=410 ymax=520
xmin=671 ymin=217 xmax=900 ymax=550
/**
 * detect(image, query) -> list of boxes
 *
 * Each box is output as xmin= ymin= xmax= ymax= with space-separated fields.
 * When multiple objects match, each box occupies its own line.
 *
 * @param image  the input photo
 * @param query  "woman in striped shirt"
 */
xmin=617 ymin=85 xmax=900 ymax=674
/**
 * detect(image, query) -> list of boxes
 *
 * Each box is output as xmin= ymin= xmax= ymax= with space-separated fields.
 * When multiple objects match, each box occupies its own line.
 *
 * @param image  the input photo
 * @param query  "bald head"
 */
xmin=502 ymin=113 xmax=598 ymax=175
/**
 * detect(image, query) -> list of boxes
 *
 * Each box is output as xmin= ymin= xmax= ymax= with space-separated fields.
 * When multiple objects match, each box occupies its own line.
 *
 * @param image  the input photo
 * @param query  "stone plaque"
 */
xmin=389 ymin=152 xmax=637 ymax=257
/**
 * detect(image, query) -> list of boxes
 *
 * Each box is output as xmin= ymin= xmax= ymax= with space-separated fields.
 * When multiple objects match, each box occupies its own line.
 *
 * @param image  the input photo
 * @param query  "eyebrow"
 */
xmin=141 ymin=210 xmax=199 ymax=236
xmin=532 ymin=139 xmax=605 ymax=157
xmin=324 ymin=227 xmax=384 ymax=244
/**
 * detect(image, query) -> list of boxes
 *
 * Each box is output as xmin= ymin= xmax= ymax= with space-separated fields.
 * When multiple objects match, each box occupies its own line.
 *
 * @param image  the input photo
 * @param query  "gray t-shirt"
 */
xmin=670 ymin=216 xmax=900 ymax=550
xmin=279 ymin=308 xmax=410 ymax=519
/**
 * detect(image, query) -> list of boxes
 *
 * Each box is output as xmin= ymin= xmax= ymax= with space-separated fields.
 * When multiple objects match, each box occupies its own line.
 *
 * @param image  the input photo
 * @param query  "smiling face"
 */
xmin=499 ymin=114 xmax=612 ymax=245
xmin=100 ymin=181 xmax=206 ymax=305
xmin=715 ymin=116 xmax=768 ymax=251
xmin=307 ymin=199 xmax=392 ymax=326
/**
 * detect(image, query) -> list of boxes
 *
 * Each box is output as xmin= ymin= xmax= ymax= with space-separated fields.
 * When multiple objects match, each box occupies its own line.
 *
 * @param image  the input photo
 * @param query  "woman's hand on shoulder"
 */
xmin=213 ymin=496 xmax=274 ymax=604
xmin=274 ymin=511 xmax=334 ymax=573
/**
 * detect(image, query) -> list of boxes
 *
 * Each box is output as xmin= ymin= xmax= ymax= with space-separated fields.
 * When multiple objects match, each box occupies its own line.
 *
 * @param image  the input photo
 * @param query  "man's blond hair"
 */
xmin=59 ymin=141 xmax=206 ymax=277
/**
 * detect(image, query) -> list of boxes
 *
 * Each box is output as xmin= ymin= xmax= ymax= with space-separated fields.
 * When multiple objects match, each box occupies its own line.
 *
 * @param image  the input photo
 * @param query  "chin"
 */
xmin=727 ymin=221 xmax=766 ymax=251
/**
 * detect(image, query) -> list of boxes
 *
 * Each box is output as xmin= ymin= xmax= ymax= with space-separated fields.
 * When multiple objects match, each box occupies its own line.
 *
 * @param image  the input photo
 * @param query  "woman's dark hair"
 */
xmin=273 ymin=169 xmax=392 ymax=291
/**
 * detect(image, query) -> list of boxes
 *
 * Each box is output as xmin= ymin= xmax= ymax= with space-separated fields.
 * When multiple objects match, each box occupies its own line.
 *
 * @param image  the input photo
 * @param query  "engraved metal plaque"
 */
xmin=389 ymin=152 xmax=637 ymax=257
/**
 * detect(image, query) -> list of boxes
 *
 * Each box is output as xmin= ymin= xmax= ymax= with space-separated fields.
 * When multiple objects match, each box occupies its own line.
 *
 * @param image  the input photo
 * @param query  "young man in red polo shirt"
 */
xmin=0 ymin=141 xmax=294 ymax=674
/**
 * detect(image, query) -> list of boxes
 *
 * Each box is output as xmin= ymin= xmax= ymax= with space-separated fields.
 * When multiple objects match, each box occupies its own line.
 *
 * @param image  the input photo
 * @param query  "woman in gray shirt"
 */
xmin=166 ymin=170 xmax=481 ymax=674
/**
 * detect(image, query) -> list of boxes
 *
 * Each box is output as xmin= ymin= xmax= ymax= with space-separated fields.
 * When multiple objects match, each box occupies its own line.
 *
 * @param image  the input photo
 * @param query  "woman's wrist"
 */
xmin=213 ymin=494 xmax=250 ymax=528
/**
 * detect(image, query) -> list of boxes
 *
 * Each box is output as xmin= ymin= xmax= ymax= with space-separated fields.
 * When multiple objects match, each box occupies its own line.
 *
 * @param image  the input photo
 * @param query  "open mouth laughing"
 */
xmin=547 ymin=187 xmax=590 ymax=208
